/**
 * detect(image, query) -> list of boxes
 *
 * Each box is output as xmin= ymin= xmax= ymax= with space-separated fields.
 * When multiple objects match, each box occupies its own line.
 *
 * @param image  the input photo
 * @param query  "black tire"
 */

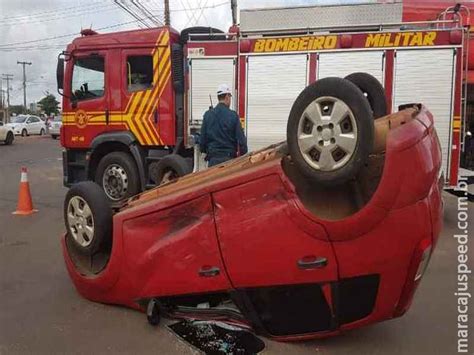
xmin=287 ymin=77 xmax=374 ymax=186
xmin=5 ymin=132 xmax=14 ymax=145
xmin=21 ymin=129 xmax=28 ymax=137
xmin=64 ymin=181 xmax=112 ymax=256
xmin=146 ymin=299 xmax=161 ymax=326
xmin=39 ymin=128 xmax=45 ymax=136
xmin=150 ymin=155 xmax=192 ymax=185
xmin=345 ymin=72 xmax=387 ymax=119
xmin=95 ymin=152 xmax=141 ymax=203
xmin=51 ymin=135 xmax=58 ymax=140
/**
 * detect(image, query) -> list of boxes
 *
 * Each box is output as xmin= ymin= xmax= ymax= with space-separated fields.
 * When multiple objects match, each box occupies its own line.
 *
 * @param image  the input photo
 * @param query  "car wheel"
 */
xmin=95 ymin=152 xmax=140 ymax=203
xmin=40 ymin=128 xmax=45 ymax=136
xmin=287 ymin=77 xmax=374 ymax=186
xmin=64 ymin=181 xmax=112 ymax=256
xmin=345 ymin=72 xmax=387 ymax=119
xmin=51 ymin=135 xmax=58 ymax=140
xmin=21 ymin=129 xmax=28 ymax=137
xmin=5 ymin=132 xmax=14 ymax=145
xmin=150 ymin=155 xmax=192 ymax=185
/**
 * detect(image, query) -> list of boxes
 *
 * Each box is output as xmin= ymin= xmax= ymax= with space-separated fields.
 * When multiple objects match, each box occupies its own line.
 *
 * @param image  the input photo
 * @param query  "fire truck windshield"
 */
xmin=71 ymin=56 xmax=105 ymax=100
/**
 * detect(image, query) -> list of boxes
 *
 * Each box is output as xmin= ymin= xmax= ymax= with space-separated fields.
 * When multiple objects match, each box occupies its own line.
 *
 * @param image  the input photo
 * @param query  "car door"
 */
xmin=121 ymin=195 xmax=232 ymax=297
xmin=213 ymin=175 xmax=339 ymax=337
xmin=0 ymin=122 xmax=5 ymax=140
xmin=25 ymin=117 xmax=35 ymax=134
xmin=32 ymin=117 xmax=41 ymax=134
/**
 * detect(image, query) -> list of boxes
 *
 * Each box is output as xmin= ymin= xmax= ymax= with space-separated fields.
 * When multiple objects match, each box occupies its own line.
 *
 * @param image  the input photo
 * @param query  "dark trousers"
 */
xmin=208 ymin=156 xmax=232 ymax=167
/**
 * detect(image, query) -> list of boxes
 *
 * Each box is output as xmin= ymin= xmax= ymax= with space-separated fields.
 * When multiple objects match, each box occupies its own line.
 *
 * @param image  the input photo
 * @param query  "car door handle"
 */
xmin=297 ymin=256 xmax=328 ymax=270
xmin=198 ymin=266 xmax=220 ymax=277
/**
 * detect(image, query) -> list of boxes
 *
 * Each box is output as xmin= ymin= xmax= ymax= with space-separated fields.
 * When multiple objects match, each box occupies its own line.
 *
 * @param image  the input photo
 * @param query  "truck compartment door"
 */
xmin=189 ymin=58 xmax=236 ymax=133
xmin=317 ymin=50 xmax=385 ymax=84
xmin=246 ymin=54 xmax=308 ymax=151
xmin=393 ymin=48 xmax=455 ymax=179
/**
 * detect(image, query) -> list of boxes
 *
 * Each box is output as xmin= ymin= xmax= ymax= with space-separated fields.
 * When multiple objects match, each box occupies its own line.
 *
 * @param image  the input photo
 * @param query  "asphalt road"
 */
xmin=0 ymin=137 xmax=472 ymax=355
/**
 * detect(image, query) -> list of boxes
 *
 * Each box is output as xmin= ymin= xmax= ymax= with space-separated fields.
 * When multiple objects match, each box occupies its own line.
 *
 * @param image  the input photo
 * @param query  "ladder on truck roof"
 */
xmin=436 ymin=4 xmax=471 ymax=153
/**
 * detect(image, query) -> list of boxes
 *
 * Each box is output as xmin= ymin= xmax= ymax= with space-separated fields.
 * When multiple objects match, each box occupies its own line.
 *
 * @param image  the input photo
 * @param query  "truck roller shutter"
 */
xmin=190 ymin=58 xmax=236 ymax=129
xmin=246 ymin=54 xmax=308 ymax=150
xmin=393 ymin=49 xmax=455 ymax=178
xmin=318 ymin=51 xmax=385 ymax=85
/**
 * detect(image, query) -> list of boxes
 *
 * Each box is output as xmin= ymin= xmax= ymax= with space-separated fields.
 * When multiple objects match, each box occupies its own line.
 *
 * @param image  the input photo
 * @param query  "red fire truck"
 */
xmin=57 ymin=1 xmax=472 ymax=203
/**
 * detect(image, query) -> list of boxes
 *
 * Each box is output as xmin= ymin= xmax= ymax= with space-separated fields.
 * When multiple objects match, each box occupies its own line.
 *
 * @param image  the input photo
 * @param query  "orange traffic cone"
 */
xmin=12 ymin=167 xmax=38 ymax=215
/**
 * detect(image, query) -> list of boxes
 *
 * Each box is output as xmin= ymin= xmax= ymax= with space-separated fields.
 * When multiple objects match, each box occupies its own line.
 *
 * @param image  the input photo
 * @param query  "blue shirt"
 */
xmin=200 ymin=103 xmax=248 ymax=157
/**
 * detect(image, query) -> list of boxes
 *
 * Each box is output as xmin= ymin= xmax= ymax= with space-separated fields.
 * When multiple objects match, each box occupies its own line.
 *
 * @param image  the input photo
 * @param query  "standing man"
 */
xmin=200 ymin=84 xmax=248 ymax=167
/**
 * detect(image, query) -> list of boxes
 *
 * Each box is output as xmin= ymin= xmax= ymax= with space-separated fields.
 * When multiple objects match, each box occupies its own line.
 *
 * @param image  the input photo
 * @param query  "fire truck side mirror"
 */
xmin=57 ymin=57 xmax=64 ymax=92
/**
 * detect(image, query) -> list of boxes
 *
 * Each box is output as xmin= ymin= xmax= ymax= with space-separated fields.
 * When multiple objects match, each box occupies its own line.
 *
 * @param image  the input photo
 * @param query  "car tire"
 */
xmin=150 ymin=155 xmax=192 ymax=185
xmin=5 ymin=132 xmax=14 ymax=145
xmin=345 ymin=72 xmax=387 ymax=119
xmin=95 ymin=152 xmax=141 ymax=203
xmin=40 ymin=128 xmax=45 ymax=136
xmin=21 ymin=129 xmax=28 ymax=137
xmin=51 ymin=135 xmax=58 ymax=140
xmin=64 ymin=181 xmax=112 ymax=256
xmin=287 ymin=77 xmax=374 ymax=186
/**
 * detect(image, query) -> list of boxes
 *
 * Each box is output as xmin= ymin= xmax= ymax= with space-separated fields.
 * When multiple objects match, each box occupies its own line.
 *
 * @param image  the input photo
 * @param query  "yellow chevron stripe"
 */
xmin=134 ymin=89 xmax=154 ymax=145
xmin=128 ymin=91 xmax=153 ymax=145
xmin=135 ymin=32 xmax=170 ymax=145
xmin=142 ymin=51 xmax=170 ymax=145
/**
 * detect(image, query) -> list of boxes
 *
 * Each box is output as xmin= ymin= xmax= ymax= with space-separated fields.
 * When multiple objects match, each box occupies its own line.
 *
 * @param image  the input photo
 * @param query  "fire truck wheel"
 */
xmin=95 ymin=152 xmax=141 ymax=202
xmin=345 ymin=72 xmax=387 ymax=119
xmin=151 ymin=155 xmax=192 ymax=185
xmin=287 ymin=77 xmax=374 ymax=186
xmin=64 ymin=181 xmax=112 ymax=256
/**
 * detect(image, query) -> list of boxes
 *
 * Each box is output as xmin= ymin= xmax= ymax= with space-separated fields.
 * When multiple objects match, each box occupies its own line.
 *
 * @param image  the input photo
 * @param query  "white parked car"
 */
xmin=49 ymin=115 xmax=62 ymax=139
xmin=0 ymin=121 xmax=14 ymax=145
xmin=7 ymin=115 xmax=46 ymax=136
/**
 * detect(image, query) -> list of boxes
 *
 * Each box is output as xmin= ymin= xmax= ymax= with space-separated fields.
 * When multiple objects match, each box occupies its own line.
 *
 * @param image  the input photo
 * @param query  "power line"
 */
xmin=0 ymin=0 xmax=114 ymax=22
xmin=0 ymin=5 xmax=121 ymax=28
xmin=0 ymin=17 xmax=159 ymax=48
xmin=114 ymin=0 xmax=151 ymax=28
xmin=0 ymin=2 xmax=229 ymax=49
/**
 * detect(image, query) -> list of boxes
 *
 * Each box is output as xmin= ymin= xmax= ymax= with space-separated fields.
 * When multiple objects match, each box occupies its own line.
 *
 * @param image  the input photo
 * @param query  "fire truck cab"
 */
xmin=57 ymin=2 xmax=472 ymax=204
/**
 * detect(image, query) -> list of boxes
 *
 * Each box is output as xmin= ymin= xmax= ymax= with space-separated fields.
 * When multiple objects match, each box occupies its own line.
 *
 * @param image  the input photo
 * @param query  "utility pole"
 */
xmin=164 ymin=0 xmax=170 ymax=26
xmin=1 ymin=74 xmax=13 ymax=122
xmin=231 ymin=0 xmax=237 ymax=25
xmin=17 ymin=61 xmax=32 ymax=113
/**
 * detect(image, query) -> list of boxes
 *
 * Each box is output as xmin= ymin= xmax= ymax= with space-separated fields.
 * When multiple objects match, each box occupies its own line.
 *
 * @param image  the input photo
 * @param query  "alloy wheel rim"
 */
xmin=297 ymin=96 xmax=358 ymax=172
xmin=67 ymin=196 xmax=94 ymax=247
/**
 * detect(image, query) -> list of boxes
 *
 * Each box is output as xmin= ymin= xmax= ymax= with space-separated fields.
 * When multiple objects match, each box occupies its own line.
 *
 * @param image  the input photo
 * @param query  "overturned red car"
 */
xmin=62 ymin=77 xmax=443 ymax=340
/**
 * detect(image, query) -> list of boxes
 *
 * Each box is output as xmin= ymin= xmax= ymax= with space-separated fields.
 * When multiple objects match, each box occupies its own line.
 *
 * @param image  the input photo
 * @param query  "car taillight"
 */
xmin=414 ymin=246 xmax=432 ymax=281
xmin=394 ymin=239 xmax=432 ymax=317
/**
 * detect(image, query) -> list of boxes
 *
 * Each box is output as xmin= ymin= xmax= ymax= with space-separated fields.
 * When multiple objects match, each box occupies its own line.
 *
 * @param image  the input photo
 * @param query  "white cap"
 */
xmin=217 ymin=84 xmax=232 ymax=96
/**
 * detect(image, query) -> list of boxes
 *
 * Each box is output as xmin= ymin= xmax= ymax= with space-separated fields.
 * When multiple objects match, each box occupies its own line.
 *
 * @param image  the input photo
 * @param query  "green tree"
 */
xmin=9 ymin=105 xmax=24 ymax=115
xmin=37 ymin=92 xmax=60 ymax=116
